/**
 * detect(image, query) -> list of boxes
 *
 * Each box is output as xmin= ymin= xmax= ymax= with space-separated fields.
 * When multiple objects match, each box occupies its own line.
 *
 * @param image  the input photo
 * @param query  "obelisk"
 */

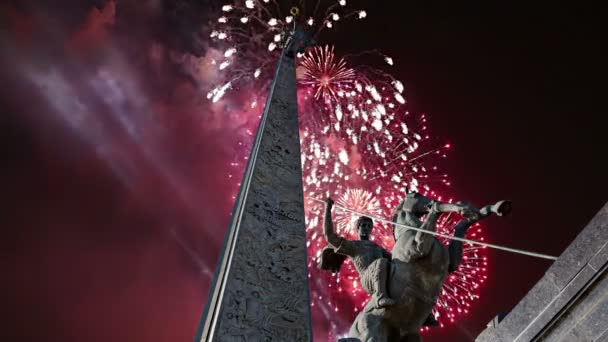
xmin=195 ymin=31 xmax=313 ymax=341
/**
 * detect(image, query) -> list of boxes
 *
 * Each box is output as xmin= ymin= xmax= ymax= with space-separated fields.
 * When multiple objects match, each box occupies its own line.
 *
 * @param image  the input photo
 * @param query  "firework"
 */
xmin=298 ymin=45 xmax=356 ymax=101
xmin=333 ymin=189 xmax=383 ymax=236
xmin=430 ymin=216 xmax=488 ymax=326
xmin=207 ymin=0 xmax=367 ymax=103
xmin=205 ymin=1 xmax=489 ymax=338
xmin=296 ymin=45 xmax=487 ymax=334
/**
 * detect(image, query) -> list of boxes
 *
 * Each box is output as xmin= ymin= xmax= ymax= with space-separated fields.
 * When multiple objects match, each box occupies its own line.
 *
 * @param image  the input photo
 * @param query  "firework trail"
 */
xmin=202 ymin=0 xmax=489 ymax=338
xmin=205 ymin=0 xmax=367 ymax=104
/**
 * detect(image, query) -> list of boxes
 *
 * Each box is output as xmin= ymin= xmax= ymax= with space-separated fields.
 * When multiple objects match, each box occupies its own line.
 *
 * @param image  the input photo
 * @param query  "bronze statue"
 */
xmin=321 ymin=191 xmax=511 ymax=342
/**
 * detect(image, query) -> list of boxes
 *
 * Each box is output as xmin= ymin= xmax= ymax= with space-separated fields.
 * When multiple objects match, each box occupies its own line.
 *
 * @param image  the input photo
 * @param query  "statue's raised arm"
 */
xmin=318 ymin=198 xmax=348 ymax=273
xmin=323 ymin=197 xmax=342 ymax=248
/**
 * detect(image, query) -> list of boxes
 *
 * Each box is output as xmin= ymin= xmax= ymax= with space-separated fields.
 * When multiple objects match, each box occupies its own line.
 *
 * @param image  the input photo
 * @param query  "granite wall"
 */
xmin=476 ymin=203 xmax=608 ymax=342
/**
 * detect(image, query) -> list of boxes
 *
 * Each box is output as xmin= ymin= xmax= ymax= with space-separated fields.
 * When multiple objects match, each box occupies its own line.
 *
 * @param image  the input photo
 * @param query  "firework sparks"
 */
xmin=299 ymin=45 xmax=356 ymax=101
xmin=296 ymin=45 xmax=486 ymax=335
xmin=206 ymin=0 xmax=368 ymax=102
xmin=333 ymin=189 xmax=383 ymax=236
xmin=204 ymin=1 xmax=489 ymax=338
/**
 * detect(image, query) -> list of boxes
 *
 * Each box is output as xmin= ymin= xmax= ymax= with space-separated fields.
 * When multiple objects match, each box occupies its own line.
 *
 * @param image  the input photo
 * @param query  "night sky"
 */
xmin=1 ymin=1 xmax=606 ymax=342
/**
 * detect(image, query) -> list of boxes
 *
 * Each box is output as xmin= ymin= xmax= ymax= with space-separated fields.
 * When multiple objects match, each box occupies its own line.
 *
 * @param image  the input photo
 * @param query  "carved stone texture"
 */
xmin=476 ymin=202 xmax=608 ymax=342
xmin=196 ymin=53 xmax=312 ymax=341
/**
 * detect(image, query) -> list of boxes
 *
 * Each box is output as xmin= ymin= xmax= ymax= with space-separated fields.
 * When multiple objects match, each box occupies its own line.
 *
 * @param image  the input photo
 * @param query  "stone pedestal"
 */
xmin=477 ymin=203 xmax=608 ymax=342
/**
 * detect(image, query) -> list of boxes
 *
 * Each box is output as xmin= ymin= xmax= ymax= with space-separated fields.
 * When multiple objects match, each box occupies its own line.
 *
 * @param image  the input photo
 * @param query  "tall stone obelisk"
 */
xmin=195 ymin=33 xmax=312 ymax=341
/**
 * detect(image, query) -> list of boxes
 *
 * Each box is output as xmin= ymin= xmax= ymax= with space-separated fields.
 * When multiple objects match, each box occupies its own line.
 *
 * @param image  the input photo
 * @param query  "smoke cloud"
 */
xmin=2 ymin=1 xmax=259 ymax=341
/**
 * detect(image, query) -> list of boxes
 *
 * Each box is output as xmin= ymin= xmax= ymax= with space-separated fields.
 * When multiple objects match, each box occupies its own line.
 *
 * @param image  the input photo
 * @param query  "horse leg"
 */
xmin=347 ymin=309 xmax=391 ymax=342
xmin=448 ymin=200 xmax=511 ymax=272
xmin=448 ymin=218 xmax=475 ymax=273
xmin=440 ymin=199 xmax=512 ymax=220
xmin=480 ymin=200 xmax=512 ymax=217
xmin=412 ymin=204 xmax=442 ymax=255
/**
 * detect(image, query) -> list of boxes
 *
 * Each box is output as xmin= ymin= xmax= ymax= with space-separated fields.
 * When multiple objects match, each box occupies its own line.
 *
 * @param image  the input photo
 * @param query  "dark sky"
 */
xmin=1 ymin=1 xmax=606 ymax=342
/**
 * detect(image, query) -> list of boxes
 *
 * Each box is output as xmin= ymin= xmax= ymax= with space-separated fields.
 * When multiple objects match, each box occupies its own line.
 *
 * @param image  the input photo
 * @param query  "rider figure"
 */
xmin=323 ymin=198 xmax=396 ymax=309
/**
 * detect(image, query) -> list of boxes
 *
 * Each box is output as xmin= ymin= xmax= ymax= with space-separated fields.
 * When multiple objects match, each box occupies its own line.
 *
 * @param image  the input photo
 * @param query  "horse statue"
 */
xmin=321 ymin=191 xmax=511 ymax=342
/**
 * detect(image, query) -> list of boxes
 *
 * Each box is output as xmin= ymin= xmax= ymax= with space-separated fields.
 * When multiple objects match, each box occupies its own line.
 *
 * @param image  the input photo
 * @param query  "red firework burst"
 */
xmin=333 ymin=189 xmax=383 ymax=236
xmin=298 ymin=45 xmax=356 ymax=101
